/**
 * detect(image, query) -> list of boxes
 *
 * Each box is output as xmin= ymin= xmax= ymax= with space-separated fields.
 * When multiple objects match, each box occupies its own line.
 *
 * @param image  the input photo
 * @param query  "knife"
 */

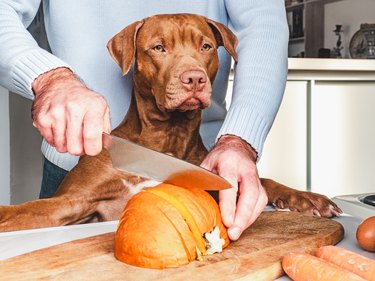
xmin=102 ymin=133 xmax=231 ymax=191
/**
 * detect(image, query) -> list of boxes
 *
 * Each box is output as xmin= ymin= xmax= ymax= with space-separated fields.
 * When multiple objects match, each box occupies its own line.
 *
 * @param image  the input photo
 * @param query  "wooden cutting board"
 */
xmin=0 ymin=212 xmax=344 ymax=281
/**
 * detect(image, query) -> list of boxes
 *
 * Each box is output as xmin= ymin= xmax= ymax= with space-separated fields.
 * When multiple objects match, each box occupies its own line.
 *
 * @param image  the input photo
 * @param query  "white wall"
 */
xmin=0 ymin=87 xmax=10 ymax=205
xmin=324 ymin=0 xmax=375 ymax=58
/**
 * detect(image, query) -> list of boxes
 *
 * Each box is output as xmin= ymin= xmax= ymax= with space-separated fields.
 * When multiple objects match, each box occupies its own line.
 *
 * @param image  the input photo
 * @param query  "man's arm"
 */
xmin=202 ymin=0 xmax=289 ymax=240
xmin=0 ymin=0 xmax=70 ymax=98
xmin=0 ymin=1 xmax=111 ymax=155
xmin=221 ymin=0 xmax=289 ymax=151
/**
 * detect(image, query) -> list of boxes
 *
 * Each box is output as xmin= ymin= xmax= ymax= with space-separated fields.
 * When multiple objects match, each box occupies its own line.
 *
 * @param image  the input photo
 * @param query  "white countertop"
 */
xmin=0 ymin=209 xmax=373 ymax=280
xmin=287 ymin=58 xmax=375 ymax=81
xmin=288 ymin=58 xmax=375 ymax=72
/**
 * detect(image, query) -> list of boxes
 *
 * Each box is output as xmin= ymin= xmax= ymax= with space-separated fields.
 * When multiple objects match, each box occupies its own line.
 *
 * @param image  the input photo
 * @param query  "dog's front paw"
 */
xmin=261 ymin=178 xmax=342 ymax=218
xmin=272 ymin=190 xmax=342 ymax=218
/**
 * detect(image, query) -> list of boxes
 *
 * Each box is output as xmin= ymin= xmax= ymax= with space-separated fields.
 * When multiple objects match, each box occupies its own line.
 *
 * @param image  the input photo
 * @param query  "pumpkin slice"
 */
xmin=146 ymin=187 xmax=207 ymax=255
xmin=115 ymin=191 xmax=196 ymax=268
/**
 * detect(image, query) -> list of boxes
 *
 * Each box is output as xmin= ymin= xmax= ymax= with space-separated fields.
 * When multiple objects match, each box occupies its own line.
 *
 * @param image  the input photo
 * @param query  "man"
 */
xmin=0 ymin=0 xmax=289 ymax=240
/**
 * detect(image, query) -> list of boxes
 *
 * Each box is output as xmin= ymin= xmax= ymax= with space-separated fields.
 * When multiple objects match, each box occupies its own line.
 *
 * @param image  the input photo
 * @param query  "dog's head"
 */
xmin=107 ymin=14 xmax=237 ymax=112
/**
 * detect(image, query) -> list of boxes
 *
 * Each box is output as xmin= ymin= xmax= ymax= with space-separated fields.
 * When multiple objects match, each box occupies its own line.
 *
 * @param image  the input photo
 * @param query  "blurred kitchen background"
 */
xmin=286 ymin=0 xmax=375 ymax=59
xmin=0 ymin=0 xmax=375 ymax=209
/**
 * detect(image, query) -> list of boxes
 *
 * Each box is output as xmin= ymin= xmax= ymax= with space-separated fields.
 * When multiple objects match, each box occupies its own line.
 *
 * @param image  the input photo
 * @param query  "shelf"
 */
xmin=286 ymin=0 xmax=344 ymax=10
xmin=289 ymin=37 xmax=305 ymax=43
xmin=286 ymin=2 xmax=305 ymax=11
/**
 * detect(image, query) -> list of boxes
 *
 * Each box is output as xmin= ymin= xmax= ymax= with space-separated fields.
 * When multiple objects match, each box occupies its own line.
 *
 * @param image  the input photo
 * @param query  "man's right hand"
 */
xmin=32 ymin=67 xmax=111 ymax=156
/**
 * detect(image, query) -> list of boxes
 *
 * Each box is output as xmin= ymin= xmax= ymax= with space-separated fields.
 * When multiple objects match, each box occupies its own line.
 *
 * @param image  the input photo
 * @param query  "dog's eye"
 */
xmin=201 ymin=43 xmax=212 ymax=51
xmin=153 ymin=44 xmax=165 ymax=52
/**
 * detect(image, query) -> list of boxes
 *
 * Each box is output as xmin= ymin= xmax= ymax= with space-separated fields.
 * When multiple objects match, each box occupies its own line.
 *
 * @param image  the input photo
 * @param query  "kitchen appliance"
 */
xmin=332 ymin=193 xmax=375 ymax=219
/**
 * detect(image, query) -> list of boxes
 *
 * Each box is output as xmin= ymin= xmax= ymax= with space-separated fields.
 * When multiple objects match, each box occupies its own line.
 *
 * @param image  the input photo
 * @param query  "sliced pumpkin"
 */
xmin=146 ymin=187 xmax=207 ymax=255
xmin=114 ymin=183 xmax=229 ymax=269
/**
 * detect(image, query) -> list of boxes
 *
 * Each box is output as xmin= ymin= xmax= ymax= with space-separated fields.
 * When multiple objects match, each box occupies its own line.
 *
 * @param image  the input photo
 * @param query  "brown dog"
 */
xmin=0 ymin=14 xmax=341 ymax=232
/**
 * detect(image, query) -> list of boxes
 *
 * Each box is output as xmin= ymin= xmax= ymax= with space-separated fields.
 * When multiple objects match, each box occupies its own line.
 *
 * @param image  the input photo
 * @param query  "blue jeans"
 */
xmin=39 ymin=158 xmax=69 ymax=199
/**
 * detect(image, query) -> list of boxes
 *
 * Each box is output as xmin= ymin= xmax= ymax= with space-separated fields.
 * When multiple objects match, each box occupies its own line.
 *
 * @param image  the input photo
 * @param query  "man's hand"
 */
xmin=201 ymin=134 xmax=268 ymax=241
xmin=32 ymin=67 xmax=111 ymax=156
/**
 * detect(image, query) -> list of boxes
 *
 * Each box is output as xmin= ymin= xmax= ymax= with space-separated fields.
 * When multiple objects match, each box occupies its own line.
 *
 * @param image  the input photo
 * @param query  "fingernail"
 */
xmin=228 ymin=226 xmax=241 ymax=240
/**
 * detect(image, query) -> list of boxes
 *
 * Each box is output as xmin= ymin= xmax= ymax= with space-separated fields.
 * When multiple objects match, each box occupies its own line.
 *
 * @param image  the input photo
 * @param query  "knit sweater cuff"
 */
xmin=41 ymin=139 xmax=79 ymax=171
xmin=217 ymin=104 xmax=269 ymax=160
xmin=12 ymin=49 xmax=71 ymax=99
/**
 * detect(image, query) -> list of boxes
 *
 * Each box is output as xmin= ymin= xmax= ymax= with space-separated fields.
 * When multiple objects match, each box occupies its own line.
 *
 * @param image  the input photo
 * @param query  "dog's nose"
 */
xmin=180 ymin=70 xmax=207 ymax=91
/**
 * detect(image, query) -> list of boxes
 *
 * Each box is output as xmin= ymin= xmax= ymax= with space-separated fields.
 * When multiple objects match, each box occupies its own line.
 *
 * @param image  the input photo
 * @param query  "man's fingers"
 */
xmin=82 ymin=96 xmax=110 ymax=156
xmin=229 ymin=177 xmax=268 ymax=240
xmin=200 ymin=156 xmax=215 ymax=172
xmin=217 ymin=171 xmax=238 ymax=228
xmin=66 ymin=110 xmax=84 ymax=156
xmin=33 ymin=117 xmax=54 ymax=146
xmin=103 ymin=107 xmax=111 ymax=134
xmin=219 ymin=187 xmax=237 ymax=228
xmin=82 ymin=110 xmax=104 ymax=156
xmin=235 ymin=176 xmax=259 ymax=223
xmin=227 ymin=181 xmax=255 ymax=241
xmin=51 ymin=115 xmax=67 ymax=153
xmin=42 ymin=126 xmax=55 ymax=147
xmin=249 ymin=184 xmax=268 ymax=223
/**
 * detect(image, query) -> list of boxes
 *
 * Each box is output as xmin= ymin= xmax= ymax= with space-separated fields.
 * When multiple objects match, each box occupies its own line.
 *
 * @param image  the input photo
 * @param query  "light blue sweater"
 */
xmin=0 ymin=0 xmax=288 ymax=171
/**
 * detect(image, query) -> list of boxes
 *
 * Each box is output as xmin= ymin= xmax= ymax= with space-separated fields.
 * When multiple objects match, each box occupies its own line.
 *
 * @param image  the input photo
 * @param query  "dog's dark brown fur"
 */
xmin=0 ymin=14 xmax=341 ymax=232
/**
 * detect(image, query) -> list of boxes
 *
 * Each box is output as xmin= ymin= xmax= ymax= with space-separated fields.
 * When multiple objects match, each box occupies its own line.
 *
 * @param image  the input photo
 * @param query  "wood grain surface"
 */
xmin=0 ymin=211 xmax=344 ymax=281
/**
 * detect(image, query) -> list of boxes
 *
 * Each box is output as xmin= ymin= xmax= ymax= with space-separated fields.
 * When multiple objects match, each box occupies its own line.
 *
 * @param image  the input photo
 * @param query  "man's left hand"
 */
xmin=200 ymin=134 xmax=268 ymax=241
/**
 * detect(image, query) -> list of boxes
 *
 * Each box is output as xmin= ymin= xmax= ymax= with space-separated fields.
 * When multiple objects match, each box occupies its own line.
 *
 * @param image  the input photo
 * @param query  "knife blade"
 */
xmin=102 ymin=133 xmax=231 ymax=190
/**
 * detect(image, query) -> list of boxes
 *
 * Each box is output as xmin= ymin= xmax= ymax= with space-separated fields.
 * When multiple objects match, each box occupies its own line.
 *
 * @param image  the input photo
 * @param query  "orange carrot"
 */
xmin=315 ymin=246 xmax=375 ymax=281
xmin=282 ymin=253 xmax=367 ymax=281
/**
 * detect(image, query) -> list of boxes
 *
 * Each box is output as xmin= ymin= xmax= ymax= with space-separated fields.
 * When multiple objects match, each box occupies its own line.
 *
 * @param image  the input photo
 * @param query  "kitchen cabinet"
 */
xmin=311 ymin=81 xmax=375 ymax=198
xmin=257 ymin=81 xmax=308 ymax=191
xmin=258 ymin=58 xmax=375 ymax=198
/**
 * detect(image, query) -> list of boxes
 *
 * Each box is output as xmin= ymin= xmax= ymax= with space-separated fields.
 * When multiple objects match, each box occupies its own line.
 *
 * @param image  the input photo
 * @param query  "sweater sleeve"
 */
xmin=0 ymin=0 xmax=71 ymax=99
xmin=220 ymin=0 xmax=289 ymax=159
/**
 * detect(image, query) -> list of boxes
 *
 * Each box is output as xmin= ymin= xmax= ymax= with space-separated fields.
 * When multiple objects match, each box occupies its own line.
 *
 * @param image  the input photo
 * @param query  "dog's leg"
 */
xmin=0 ymin=151 xmax=135 ymax=232
xmin=261 ymin=178 xmax=342 ymax=217
xmin=0 ymin=195 xmax=97 ymax=232
xmin=0 ymin=175 xmax=129 ymax=232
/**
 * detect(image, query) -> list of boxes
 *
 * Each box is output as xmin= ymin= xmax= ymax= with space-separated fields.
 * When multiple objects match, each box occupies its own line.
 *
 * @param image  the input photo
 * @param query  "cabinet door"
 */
xmin=311 ymin=81 xmax=375 ymax=197
xmin=258 ymin=81 xmax=308 ymax=191
xmin=9 ymin=93 xmax=43 ymax=204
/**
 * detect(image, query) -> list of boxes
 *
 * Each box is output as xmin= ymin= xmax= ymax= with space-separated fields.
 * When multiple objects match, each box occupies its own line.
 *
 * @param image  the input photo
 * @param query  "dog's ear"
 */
xmin=205 ymin=18 xmax=238 ymax=63
xmin=107 ymin=20 xmax=144 ymax=75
